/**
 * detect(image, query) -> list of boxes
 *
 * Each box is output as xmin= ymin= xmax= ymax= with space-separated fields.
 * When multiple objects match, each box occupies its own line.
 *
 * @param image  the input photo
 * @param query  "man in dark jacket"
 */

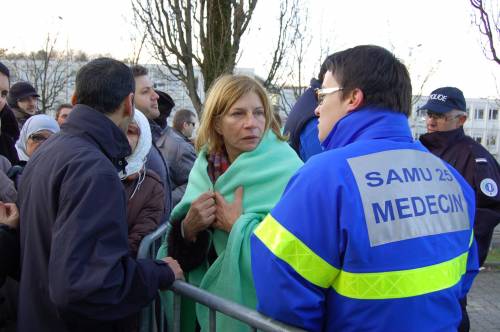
xmin=155 ymin=95 xmax=196 ymax=206
xmin=173 ymin=108 xmax=197 ymax=144
xmin=17 ymin=58 xmax=182 ymax=332
xmin=420 ymin=87 xmax=500 ymax=267
xmin=284 ymin=55 xmax=333 ymax=162
xmin=419 ymin=86 xmax=500 ymax=332
xmin=0 ymin=62 xmax=20 ymax=164
xmin=131 ymin=65 xmax=173 ymax=216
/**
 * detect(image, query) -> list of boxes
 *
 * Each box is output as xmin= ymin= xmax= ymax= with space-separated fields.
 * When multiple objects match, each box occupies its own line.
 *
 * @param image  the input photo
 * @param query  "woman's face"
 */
xmin=126 ymin=122 xmax=140 ymax=152
xmin=26 ymin=130 xmax=53 ymax=157
xmin=217 ymin=91 xmax=266 ymax=163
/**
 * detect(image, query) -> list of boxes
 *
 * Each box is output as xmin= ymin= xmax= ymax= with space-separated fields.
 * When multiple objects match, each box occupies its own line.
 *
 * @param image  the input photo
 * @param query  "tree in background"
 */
xmin=1 ymin=34 xmax=77 ymax=113
xmin=132 ymin=0 xmax=301 ymax=116
xmin=470 ymin=0 xmax=499 ymax=65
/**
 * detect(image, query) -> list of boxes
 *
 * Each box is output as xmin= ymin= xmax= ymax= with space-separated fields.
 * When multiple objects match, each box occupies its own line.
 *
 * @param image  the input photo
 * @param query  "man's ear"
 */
xmin=123 ymin=93 xmax=134 ymax=118
xmin=71 ymin=94 xmax=77 ymax=106
xmin=345 ymin=88 xmax=364 ymax=113
xmin=457 ymin=114 xmax=467 ymax=127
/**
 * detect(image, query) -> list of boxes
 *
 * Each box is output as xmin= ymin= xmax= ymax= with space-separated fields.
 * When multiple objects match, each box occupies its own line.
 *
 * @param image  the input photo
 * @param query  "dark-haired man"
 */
xmin=17 ymin=58 xmax=182 ymax=332
xmin=130 ymin=65 xmax=173 ymax=216
xmin=173 ymin=108 xmax=197 ymax=143
xmin=252 ymin=45 xmax=478 ymax=331
xmin=0 ymin=62 xmax=20 ymax=164
xmin=55 ymin=103 xmax=73 ymax=126
xmin=7 ymin=81 xmax=39 ymax=129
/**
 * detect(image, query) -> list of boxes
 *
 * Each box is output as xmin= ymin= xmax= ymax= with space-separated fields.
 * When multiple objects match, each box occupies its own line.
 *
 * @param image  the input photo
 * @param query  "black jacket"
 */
xmin=17 ymin=105 xmax=175 ymax=332
xmin=0 ymin=104 xmax=19 ymax=165
xmin=420 ymin=127 xmax=500 ymax=265
xmin=156 ymin=126 xmax=196 ymax=206
xmin=0 ymin=224 xmax=19 ymax=285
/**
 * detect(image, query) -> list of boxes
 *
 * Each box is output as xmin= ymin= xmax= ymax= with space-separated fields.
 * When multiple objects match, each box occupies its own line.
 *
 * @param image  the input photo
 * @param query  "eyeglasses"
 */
xmin=425 ymin=111 xmax=463 ymax=121
xmin=28 ymin=133 xmax=50 ymax=143
xmin=315 ymin=87 xmax=344 ymax=105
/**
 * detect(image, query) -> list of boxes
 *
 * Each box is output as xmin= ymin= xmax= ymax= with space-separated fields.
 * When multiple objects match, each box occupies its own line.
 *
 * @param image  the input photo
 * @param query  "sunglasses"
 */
xmin=315 ymin=87 xmax=344 ymax=105
xmin=28 ymin=133 xmax=50 ymax=143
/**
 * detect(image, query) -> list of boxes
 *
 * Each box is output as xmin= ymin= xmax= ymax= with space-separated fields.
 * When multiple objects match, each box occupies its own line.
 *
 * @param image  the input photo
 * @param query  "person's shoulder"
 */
xmin=145 ymin=169 xmax=164 ymax=186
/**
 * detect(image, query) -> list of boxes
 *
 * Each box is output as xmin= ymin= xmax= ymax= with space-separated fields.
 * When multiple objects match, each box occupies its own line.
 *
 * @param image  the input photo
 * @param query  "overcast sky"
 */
xmin=1 ymin=0 xmax=499 ymax=99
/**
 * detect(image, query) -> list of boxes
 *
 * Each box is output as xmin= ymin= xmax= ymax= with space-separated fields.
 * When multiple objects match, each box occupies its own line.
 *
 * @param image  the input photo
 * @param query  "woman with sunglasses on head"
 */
xmin=9 ymin=114 xmax=59 ymax=188
xmin=157 ymin=75 xmax=303 ymax=332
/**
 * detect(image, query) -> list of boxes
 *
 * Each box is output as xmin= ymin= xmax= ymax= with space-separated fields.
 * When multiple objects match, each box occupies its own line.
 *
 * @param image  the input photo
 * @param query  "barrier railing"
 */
xmin=170 ymin=280 xmax=305 ymax=332
xmin=137 ymin=222 xmax=305 ymax=332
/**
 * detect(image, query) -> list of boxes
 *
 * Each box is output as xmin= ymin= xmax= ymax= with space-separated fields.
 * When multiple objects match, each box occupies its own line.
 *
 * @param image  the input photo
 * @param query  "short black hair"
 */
xmin=55 ymin=103 xmax=73 ymax=119
xmin=325 ymin=45 xmax=412 ymax=116
xmin=130 ymin=64 xmax=148 ymax=78
xmin=74 ymin=58 xmax=134 ymax=114
xmin=173 ymin=109 xmax=196 ymax=132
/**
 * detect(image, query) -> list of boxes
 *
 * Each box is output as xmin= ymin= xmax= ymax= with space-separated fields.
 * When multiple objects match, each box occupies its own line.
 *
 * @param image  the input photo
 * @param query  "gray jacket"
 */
xmin=156 ymin=127 xmax=196 ymax=206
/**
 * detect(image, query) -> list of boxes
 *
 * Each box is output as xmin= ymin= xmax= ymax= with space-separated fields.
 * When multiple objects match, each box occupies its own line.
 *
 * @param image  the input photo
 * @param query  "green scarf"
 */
xmin=157 ymin=131 xmax=303 ymax=331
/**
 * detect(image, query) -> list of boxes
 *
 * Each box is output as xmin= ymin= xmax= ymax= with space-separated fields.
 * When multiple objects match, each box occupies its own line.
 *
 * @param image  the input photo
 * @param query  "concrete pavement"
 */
xmin=468 ymin=269 xmax=500 ymax=331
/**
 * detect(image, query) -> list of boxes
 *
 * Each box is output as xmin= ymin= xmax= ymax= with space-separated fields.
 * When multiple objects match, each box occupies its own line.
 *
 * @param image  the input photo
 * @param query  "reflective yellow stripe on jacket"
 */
xmin=254 ymin=214 xmax=471 ymax=300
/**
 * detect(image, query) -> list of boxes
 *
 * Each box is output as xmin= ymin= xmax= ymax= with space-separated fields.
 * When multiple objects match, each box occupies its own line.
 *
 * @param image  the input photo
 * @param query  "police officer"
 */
xmin=419 ymin=86 xmax=500 ymax=267
xmin=419 ymin=87 xmax=500 ymax=332
xmin=251 ymin=46 xmax=478 ymax=332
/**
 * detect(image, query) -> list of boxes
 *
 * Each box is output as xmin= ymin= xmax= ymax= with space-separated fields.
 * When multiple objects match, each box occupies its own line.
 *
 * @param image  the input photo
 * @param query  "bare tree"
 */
xmin=132 ymin=0 xmax=301 ymax=116
xmin=2 ymin=34 xmax=75 ymax=113
xmin=133 ymin=0 xmax=257 ymax=115
xmin=261 ymin=0 xmax=300 ymax=89
xmin=470 ymin=0 xmax=500 ymax=65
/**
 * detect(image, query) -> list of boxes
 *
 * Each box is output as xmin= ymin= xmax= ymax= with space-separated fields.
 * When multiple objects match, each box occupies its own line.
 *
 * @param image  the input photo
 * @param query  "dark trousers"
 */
xmin=458 ymin=297 xmax=470 ymax=332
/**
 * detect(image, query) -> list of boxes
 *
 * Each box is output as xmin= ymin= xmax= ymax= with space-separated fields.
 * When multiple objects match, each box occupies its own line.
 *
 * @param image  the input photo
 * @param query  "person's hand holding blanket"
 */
xmin=214 ymin=186 xmax=244 ymax=233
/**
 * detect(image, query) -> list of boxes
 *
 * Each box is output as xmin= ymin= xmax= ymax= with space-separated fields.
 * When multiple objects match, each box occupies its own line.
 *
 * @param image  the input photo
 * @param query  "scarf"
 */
xmin=15 ymin=114 xmax=59 ymax=161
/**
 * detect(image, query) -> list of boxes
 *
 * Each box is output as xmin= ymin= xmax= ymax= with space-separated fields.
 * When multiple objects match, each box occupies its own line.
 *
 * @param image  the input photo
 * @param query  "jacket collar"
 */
xmin=321 ymin=107 xmax=413 ymax=150
xmin=62 ymin=104 xmax=131 ymax=171
xmin=419 ymin=127 xmax=465 ymax=151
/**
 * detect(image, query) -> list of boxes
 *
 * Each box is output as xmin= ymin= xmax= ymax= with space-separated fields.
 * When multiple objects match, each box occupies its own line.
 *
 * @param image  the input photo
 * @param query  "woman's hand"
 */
xmin=213 ymin=186 xmax=244 ymax=233
xmin=182 ymin=191 xmax=216 ymax=242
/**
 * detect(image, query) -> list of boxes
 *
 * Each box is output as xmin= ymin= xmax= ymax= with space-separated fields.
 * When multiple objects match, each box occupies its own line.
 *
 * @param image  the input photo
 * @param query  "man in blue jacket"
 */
xmin=284 ymin=56 xmax=332 ymax=162
xmin=252 ymin=45 xmax=478 ymax=331
xmin=17 ymin=58 xmax=183 ymax=332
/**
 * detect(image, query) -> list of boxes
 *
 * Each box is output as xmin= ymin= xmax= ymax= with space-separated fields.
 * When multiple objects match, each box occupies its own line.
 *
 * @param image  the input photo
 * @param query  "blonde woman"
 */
xmin=158 ymin=75 xmax=303 ymax=331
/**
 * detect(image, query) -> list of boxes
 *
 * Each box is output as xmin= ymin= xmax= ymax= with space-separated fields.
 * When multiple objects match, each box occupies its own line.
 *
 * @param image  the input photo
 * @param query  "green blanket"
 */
xmin=157 ymin=131 xmax=302 ymax=331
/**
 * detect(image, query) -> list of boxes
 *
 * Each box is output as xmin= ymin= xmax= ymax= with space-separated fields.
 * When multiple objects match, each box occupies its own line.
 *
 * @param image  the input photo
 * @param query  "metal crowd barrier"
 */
xmin=137 ymin=222 xmax=306 ymax=332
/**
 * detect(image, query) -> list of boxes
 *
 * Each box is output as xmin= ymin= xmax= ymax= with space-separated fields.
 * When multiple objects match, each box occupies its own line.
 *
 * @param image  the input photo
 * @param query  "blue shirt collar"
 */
xmin=321 ymin=107 xmax=413 ymax=150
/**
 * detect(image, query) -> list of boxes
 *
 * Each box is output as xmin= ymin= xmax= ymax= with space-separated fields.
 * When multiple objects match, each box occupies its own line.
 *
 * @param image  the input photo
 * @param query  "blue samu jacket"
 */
xmin=251 ymin=108 xmax=478 ymax=332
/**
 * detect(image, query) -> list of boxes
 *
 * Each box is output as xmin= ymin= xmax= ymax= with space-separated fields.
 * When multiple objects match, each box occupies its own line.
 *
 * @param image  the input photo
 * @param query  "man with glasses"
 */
xmin=156 ymin=104 xmax=196 ymax=206
xmin=172 ymin=108 xmax=197 ymax=144
xmin=251 ymin=46 xmax=478 ymax=331
xmin=7 ymin=81 xmax=39 ymax=129
xmin=419 ymin=86 xmax=500 ymax=331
